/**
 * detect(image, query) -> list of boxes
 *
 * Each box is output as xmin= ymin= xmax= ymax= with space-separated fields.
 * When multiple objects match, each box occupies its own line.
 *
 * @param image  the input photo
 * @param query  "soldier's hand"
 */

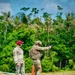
xmin=49 ymin=46 xmax=52 ymax=49
xmin=16 ymin=63 xmax=20 ymax=67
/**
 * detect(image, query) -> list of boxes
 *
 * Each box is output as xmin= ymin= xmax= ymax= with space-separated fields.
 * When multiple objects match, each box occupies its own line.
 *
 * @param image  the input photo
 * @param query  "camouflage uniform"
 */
xmin=29 ymin=41 xmax=52 ymax=75
xmin=13 ymin=46 xmax=25 ymax=75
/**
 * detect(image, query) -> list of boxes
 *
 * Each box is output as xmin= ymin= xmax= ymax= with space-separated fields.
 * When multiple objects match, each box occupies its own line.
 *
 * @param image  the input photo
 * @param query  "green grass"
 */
xmin=42 ymin=71 xmax=75 ymax=75
xmin=0 ymin=71 xmax=75 ymax=75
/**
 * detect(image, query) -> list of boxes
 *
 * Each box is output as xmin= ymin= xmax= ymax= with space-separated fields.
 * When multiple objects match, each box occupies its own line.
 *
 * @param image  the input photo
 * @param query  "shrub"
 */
xmin=64 ymin=65 xmax=70 ymax=71
xmin=25 ymin=57 xmax=33 ymax=73
xmin=52 ymin=65 xmax=59 ymax=71
xmin=69 ymin=59 xmax=74 ymax=69
xmin=42 ymin=57 xmax=52 ymax=72
xmin=69 ymin=59 xmax=73 ymax=66
xmin=72 ymin=65 xmax=75 ymax=70
xmin=0 ymin=64 xmax=9 ymax=72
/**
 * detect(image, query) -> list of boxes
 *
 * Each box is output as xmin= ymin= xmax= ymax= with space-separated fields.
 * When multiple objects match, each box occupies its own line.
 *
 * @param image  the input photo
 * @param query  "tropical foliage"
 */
xmin=0 ymin=6 xmax=75 ymax=73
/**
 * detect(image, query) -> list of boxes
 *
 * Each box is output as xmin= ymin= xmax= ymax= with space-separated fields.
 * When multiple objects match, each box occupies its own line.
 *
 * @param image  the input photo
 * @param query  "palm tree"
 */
xmin=1 ymin=11 xmax=15 ymax=40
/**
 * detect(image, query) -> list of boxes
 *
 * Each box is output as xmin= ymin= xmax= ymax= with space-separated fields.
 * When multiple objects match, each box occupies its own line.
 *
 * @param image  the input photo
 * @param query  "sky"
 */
xmin=0 ymin=0 xmax=75 ymax=19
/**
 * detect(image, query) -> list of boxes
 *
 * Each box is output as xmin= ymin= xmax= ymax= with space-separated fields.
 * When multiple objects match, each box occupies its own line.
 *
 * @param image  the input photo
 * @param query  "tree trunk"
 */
xmin=59 ymin=61 xmax=62 ymax=69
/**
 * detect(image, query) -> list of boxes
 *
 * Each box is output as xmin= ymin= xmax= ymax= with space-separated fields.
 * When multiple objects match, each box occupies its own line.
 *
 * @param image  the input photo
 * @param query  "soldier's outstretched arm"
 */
xmin=35 ymin=45 xmax=52 ymax=50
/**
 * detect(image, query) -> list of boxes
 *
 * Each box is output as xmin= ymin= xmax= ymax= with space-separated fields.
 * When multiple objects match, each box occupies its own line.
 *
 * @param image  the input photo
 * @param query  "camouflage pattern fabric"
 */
xmin=29 ymin=44 xmax=51 ymax=59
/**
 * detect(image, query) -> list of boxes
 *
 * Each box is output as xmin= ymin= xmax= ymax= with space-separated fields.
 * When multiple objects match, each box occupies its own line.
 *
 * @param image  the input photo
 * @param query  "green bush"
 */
xmin=69 ymin=59 xmax=74 ymax=69
xmin=8 ymin=58 xmax=15 ymax=72
xmin=52 ymin=65 xmax=59 ymax=71
xmin=64 ymin=65 xmax=70 ymax=71
xmin=0 ymin=64 xmax=9 ymax=72
xmin=72 ymin=65 xmax=75 ymax=70
xmin=69 ymin=59 xmax=73 ymax=66
xmin=42 ymin=58 xmax=52 ymax=72
xmin=25 ymin=57 xmax=33 ymax=73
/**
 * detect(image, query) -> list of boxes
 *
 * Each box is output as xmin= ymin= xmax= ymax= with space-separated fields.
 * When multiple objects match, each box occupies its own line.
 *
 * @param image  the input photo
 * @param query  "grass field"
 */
xmin=0 ymin=71 xmax=75 ymax=75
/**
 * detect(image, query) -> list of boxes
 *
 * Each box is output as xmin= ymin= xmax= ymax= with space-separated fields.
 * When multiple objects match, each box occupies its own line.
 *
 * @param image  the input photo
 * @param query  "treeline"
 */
xmin=0 ymin=7 xmax=75 ymax=73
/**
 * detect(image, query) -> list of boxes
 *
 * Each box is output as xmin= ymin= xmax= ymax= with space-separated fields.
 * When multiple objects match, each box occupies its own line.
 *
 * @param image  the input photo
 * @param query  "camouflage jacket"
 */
xmin=13 ymin=46 xmax=24 ymax=64
xmin=29 ymin=45 xmax=51 ymax=59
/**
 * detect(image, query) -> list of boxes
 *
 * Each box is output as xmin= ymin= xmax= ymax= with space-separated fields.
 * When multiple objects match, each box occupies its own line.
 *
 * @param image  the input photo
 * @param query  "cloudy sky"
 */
xmin=0 ymin=0 xmax=75 ymax=19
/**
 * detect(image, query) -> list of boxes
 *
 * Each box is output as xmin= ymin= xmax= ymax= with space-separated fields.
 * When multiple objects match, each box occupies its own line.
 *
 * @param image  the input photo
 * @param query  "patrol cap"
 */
xmin=16 ymin=40 xmax=24 ymax=45
xmin=35 ymin=40 xmax=42 ymax=45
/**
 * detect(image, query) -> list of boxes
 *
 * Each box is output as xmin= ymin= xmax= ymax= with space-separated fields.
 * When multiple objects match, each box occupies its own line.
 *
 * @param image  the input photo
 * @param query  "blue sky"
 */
xmin=0 ymin=0 xmax=75 ymax=19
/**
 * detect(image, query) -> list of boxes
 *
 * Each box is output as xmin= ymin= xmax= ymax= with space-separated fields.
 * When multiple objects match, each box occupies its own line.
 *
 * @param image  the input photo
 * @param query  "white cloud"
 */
xmin=0 ymin=3 xmax=13 ymax=15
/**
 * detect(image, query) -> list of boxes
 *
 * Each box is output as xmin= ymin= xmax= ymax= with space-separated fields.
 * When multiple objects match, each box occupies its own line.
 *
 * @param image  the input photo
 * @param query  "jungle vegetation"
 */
xmin=0 ymin=6 xmax=75 ymax=73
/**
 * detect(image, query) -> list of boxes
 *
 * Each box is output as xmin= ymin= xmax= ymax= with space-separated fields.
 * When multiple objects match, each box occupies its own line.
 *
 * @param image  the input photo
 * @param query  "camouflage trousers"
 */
xmin=15 ymin=63 xmax=25 ymax=75
xmin=33 ymin=59 xmax=42 ymax=75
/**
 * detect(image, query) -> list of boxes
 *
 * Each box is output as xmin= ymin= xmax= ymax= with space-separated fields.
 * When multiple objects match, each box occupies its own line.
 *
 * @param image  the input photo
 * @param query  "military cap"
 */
xmin=35 ymin=40 xmax=42 ymax=45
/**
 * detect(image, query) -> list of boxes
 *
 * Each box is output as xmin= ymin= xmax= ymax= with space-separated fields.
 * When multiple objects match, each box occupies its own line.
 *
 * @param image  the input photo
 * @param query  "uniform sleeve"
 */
xmin=13 ymin=49 xmax=18 ymax=64
xmin=35 ymin=45 xmax=51 ymax=51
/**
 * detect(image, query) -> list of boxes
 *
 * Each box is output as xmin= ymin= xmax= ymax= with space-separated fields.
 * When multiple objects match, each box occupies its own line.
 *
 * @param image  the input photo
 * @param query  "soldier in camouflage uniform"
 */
xmin=29 ymin=40 xmax=52 ymax=75
xmin=13 ymin=40 xmax=25 ymax=75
